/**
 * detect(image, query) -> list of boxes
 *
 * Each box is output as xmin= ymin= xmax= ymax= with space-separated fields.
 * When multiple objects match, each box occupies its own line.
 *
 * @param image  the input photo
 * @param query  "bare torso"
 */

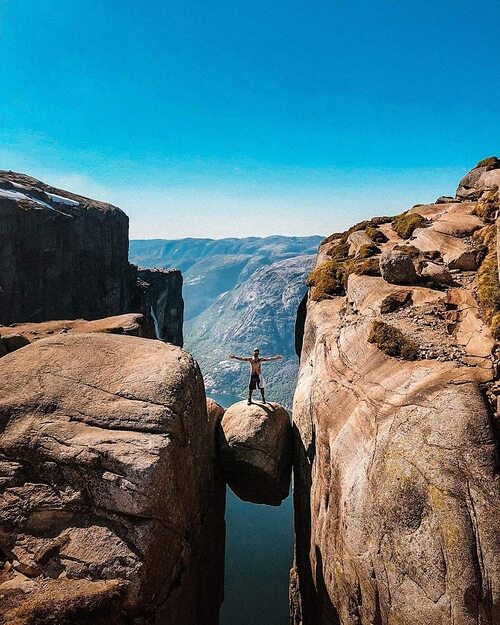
xmin=250 ymin=357 xmax=262 ymax=374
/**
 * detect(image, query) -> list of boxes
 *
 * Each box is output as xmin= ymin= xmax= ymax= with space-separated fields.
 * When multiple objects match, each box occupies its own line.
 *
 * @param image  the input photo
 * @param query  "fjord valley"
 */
xmin=0 ymin=158 xmax=499 ymax=625
xmin=2 ymin=0 xmax=499 ymax=622
xmin=130 ymin=236 xmax=322 ymax=407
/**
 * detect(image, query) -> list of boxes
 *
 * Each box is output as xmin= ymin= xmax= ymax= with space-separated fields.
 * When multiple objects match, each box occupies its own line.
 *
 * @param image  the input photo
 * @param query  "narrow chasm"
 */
xmin=211 ymin=393 xmax=295 ymax=625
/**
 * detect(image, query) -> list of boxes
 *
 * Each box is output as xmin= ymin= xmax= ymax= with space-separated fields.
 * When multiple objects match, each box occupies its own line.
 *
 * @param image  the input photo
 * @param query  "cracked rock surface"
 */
xmin=0 ymin=332 xmax=225 ymax=625
xmin=292 ymin=160 xmax=500 ymax=625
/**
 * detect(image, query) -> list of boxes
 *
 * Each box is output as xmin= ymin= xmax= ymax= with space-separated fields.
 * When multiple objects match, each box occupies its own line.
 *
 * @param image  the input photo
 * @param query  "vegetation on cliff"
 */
xmin=475 ymin=223 xmax=500 ymax=340
xmin=368 ymin=320 xmax=419 ymax=360
xmin=308 ymin=219 xmax=390 ymax=300
xmin=473 ymin=189 xmax=499 ymax=222
xmin=391 ymin=212 xmax=426 ymax=239
xmin=307 ymin=255 xmax=380 ymax=301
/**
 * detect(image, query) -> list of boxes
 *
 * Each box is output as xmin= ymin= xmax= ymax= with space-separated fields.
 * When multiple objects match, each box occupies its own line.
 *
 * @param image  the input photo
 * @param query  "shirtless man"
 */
xmin=230 ymin=348 xmax=283 ymax=404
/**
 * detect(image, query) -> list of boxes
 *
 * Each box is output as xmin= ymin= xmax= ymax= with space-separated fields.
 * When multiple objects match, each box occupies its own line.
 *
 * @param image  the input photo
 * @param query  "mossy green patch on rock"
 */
xmin=490 ymin=314 xmax=500 ymax=342
xmin=365 ymin=226 xmax=389 ymax=244
xmin=368 ymin=320 xmax=419 ymax=360
xmin=392 ymin=212 xmax=426 ymax=239
xmin=307 ymin=255 xmax=381 ymax=301
xmin=473 ymin=189 xmax=499 ymax=223
xmin=346 ymin=257 xmax=381 ymax=277
xmin=321 ymin=217 xmax=392 ymax=247
xmin=358 ymin=244 xmax=380 ymax=258
xmin=307 ymin=258 xmax=346 ymax=300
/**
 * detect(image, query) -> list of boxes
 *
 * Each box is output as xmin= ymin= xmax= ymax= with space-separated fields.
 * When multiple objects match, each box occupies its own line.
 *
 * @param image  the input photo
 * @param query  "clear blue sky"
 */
xmin=0 ymin=1 xmax=498 ymax=238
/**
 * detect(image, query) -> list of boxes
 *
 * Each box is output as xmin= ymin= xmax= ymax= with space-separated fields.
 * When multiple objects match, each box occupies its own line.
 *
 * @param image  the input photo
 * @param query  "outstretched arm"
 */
xmin=260 ymin=355 xmax=283 ymax=362
xmin=229 ymin=354 xmax=252 ymax=361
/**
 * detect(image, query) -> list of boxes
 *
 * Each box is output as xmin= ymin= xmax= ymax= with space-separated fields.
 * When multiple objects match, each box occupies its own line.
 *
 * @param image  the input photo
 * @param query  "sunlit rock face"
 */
xmin=291 ymin=159 xmax=500 ymax=625
xmin=218 ymin=401 xmax=292 ymax=506
xmin=0 ymin=333 xmax=225 ymax=625
xmin=0 ymin=313 xmax=155 ymax=358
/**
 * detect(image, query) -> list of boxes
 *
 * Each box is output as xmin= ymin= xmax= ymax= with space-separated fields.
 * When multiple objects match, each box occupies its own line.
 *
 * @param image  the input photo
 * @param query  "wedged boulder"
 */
xmin=218 ymin=401 xmax=292 ymax=505
xmin=0 ymin=333 xmax=225 ymax=625
xmin=379 ymin=246 xmax=420 ymax=284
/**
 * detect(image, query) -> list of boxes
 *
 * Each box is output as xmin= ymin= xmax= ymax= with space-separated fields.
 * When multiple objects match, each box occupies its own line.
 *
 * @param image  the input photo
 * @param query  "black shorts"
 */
xmin=249 ymin=374 xmax=261 ymax=390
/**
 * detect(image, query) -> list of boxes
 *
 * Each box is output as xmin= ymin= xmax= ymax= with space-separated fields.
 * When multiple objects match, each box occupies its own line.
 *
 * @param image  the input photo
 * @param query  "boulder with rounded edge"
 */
xmin=218 ymin=401 xmax=292 ymax=505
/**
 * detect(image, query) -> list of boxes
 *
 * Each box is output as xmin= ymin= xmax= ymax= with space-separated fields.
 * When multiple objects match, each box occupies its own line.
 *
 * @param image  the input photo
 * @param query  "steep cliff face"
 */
xmin=0 ymin=171 xmax=183 ymax=347
xmin=136 ymin=268 xmax=184 ymax=346
xmin=0 ymin=171 xmax=133 ymax=324
xmin=292 ymin=160 xmax=500 ymax=625
xmin=0 ymin=333 xmax=225 ymax=625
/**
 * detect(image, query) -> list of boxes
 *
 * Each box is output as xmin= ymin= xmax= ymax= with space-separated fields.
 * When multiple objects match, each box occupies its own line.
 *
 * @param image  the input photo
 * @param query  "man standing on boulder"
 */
xmin=230 ymin=349 xmax=283 ymax=405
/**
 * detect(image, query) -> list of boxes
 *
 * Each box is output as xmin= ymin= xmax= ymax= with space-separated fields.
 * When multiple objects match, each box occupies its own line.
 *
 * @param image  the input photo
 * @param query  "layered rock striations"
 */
xmin=0 ymin=171 xmax=183 ymax=346
xmin=0 ymin=333 xmax=225 ymax=625
xmin=292 ymin=159 xmax=500 ymax=625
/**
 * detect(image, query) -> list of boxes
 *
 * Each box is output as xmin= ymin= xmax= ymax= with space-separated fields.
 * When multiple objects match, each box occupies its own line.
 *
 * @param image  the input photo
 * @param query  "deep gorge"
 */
xmin=1 ymin=158 xmax=499 ymax=625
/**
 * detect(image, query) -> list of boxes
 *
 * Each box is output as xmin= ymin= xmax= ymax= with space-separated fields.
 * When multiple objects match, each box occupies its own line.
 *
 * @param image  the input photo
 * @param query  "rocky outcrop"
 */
xmin=379 ymin=245 xmax=420 ymax=284
xmin=0 ymin=313 xmax=154 ymax=357
xmin=218 ymin=401 xmax=292 ymax=505
xmin=456 ymin=156 xmax=500 ymax=200
xmin=0 ymin=171 xmax=183 ymax=347
xmin=0 ymin=333 xmax=225 ymax=625
xmin=292 ymin=160 xmax=500 ymax=625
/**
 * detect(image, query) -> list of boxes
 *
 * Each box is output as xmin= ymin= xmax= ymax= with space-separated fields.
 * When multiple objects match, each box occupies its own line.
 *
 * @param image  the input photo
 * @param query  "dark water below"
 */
xmin=210 ymin=393 xmax=294 ymax=625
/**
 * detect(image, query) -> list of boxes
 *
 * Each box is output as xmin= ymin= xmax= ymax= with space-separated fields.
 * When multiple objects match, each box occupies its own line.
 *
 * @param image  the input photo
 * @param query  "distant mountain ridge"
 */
xmin=130 ymin=236 xmax=323 ymax=405
xmin=130 ymin=236 xmax=323 ymax=320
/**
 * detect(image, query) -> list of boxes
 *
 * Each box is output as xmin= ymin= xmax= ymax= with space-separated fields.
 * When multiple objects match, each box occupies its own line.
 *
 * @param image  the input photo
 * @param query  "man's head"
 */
xmin=253 ymin=348 xmax=260 ymax=357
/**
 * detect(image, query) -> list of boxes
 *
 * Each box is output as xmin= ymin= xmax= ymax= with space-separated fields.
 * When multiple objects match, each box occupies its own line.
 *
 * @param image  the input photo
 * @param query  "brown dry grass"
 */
xmin=368 ymin=320 xmax=419 ymax=360
xmin=392 ymin=212 xmax=426 ymax=239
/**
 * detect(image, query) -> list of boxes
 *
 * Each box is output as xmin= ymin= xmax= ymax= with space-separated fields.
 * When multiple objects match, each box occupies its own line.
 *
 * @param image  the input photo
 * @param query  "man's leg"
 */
xmin=259 ymin=379 xmax=266 ymax=403
xmin=248 ymin=389 xmax=253 ymax=405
